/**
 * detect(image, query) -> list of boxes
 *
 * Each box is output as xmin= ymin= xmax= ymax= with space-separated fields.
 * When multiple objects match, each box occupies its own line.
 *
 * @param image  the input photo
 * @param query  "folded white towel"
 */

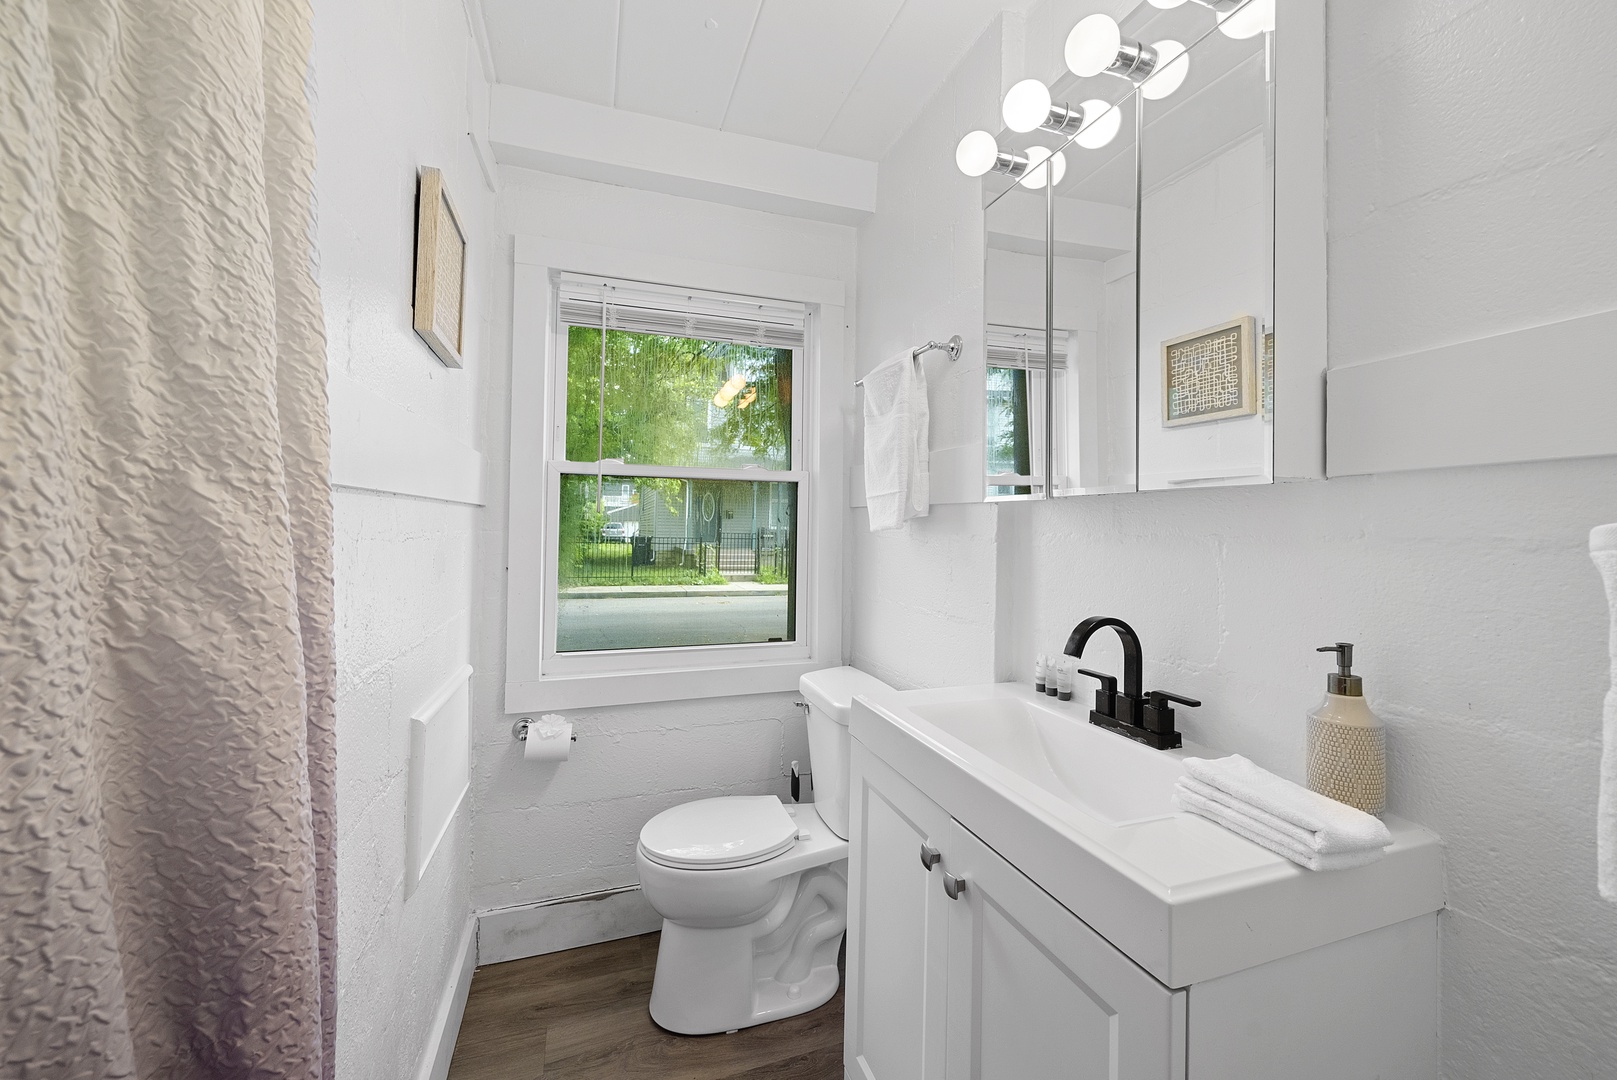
xmin=1174 ymin=754 xmax=1393 ymax=871
xmin=862 ymin=352 xmax=929 ymax=532
xmin=1183 ymin=754 xmax=1392 ymax=852
xmin=1173 ymin=788 xmax=1386 ymax=872
xmin=1592 ymin=523 xmax=1617 ymax=901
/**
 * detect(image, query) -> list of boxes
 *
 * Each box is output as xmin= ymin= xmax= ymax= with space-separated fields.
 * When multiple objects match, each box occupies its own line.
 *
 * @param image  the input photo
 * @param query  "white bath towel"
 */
xmin=862 ymin=352 xmax=930 ymax=531
xmin=1174 ymin=754 xmax=1392 ymax=870
xmin=1592 ymin=523 xmax=1617 ymax=900
xmin=1173 ymin=787 xmax=1386 ymax=872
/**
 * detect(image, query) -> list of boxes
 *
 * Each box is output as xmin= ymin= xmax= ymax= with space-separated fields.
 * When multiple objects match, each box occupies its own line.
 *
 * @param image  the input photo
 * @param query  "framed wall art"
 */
xmin=412 ymin=166 xmax=467 ymax=369
xmin=1161 ymin=315 xmax=1258 ymax=427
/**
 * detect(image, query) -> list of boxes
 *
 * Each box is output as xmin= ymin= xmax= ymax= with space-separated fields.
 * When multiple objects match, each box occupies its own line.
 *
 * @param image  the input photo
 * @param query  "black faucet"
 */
xmin=1064 ymin=616 xmax=1201 ymax=750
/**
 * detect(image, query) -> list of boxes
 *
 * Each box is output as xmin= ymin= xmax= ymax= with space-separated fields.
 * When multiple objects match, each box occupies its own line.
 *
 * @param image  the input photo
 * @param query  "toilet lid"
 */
xmin=639 ymin=796 xmax=798 ymax=870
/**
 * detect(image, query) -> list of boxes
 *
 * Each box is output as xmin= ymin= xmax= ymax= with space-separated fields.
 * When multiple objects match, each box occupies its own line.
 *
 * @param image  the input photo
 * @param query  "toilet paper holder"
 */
xmin=512 ymin=717 xmax=578 ymax=743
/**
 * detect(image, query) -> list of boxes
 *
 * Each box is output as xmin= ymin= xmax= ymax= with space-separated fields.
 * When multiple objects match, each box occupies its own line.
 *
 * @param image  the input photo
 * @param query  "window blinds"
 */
xmin=986 ymin=324 xmax=1070 ymax=370
xmin=557 ymin=273 xmax=807 ymax=349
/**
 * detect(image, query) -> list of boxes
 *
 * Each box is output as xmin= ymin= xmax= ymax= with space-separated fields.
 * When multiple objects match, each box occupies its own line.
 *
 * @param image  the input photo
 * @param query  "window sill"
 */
xmin=504 ymin=660 xmax=832 ymax=714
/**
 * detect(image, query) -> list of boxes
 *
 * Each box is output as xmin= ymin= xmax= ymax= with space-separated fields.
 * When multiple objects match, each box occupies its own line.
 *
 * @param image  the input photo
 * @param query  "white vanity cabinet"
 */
xmin=844 ymin=744 xmax=951 ymax=1080
xmin=847 ymin=747 xmax=1185 ymax=1080
xmin=846 ymin=730 xmax=1440 ymax=1080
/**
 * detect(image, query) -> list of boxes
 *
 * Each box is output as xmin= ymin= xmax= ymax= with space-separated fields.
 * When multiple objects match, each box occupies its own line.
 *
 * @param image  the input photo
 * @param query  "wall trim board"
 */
xmin=1327 ymin=308 xmax=1617 ymax=476
xmin=414 ymin=916 xmax=477 ymax=1080
xmin=408 ymin=664 xmax=473 ymax=895
xmin=476 ymin=886 xmax=663 ymax=966
xmin=329 ymin=371 xmax=485 ymax=504
xmin=848 ymin=443 xmax=986 ymax=508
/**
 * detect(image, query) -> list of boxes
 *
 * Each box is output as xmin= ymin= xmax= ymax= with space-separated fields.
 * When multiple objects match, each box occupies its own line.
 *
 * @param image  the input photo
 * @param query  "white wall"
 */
xmin=854 ymin=1 xmax=1617 ymax=1077
xmin=1137 ymin=134 xmax=1271 ymax=488
xmin=851 ymin=17 xmax=1017 ymax=688
xmin=471 ymin=170 xmax=858 ymax=917
xmin=313 ymin=0 xmax=492 ymax=1073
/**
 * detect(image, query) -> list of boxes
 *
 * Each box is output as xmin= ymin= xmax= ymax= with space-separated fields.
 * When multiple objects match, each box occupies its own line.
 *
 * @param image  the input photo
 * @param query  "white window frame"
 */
xmin=504 ymin=237 xmax=847 ymax=712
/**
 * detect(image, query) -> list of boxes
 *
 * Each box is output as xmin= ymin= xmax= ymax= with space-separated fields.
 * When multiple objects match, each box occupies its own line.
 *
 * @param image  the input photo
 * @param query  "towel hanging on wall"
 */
xmin=862 ymin=352 xmax=930 ymax=531
xmin=1592 ymin=523 xmax=1617 ymax=900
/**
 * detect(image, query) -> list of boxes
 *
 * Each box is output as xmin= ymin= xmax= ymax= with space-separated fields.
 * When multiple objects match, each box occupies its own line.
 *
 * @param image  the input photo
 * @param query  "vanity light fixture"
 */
xmin=1064 ymin=14 xmax=1190 ymax=100
xmin=713 ymin=372 xmax=747 ymax=408
xmin=1018 ymin=146 xmax=1067 ymax=190
xmin=1072 ymin=99 xmax=1122 ymax=149
xmin=1215 ymin=0 xmax=1275 ymax=39
xmin=1146 ymin=0 xmax=1275 ymax=39
xmin=955 ymin=130 xmax=1031 ymax=179
xmin=1001 ymin=80 xmax=1123 ymax=150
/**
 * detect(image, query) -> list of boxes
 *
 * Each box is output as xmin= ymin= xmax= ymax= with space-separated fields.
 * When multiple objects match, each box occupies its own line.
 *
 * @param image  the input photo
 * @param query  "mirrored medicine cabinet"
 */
xmin=977 ymin=0 xmax=1324 ymax=502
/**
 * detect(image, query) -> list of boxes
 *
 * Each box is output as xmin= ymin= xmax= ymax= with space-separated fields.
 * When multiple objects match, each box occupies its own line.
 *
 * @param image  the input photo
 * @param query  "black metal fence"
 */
xmin=569 ymin=529 xmax=790 ymax=586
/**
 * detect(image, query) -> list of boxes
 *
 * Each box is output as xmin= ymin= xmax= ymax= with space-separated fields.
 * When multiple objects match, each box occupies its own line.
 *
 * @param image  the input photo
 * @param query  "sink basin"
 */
xmin=908 ymin=693 xmax=1187 ymax=826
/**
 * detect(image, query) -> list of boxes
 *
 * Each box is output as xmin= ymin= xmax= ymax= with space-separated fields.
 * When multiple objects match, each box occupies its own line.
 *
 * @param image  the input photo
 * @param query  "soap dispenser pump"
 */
xmin=1306 ymin=643 xmax=1387 ymax=815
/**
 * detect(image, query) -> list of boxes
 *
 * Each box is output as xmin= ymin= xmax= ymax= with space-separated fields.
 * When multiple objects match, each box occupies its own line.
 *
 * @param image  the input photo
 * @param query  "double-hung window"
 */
xmin=985 ymin=323 xmax=1066 ymax=497
xmin=540 ymin=273 xmax=811 ymax=674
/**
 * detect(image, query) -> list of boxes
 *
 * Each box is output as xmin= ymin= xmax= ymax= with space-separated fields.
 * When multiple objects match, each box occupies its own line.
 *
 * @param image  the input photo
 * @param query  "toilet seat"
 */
xmin=639 ymin=796 xmax=798 ymax=870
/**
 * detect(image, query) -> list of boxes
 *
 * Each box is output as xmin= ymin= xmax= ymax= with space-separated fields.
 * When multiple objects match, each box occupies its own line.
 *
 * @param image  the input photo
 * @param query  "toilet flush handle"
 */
xmin=919 ymin=842 xmax=941 ymax=871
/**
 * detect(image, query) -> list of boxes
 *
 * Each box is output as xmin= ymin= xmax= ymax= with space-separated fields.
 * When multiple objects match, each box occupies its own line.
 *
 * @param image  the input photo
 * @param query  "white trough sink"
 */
xmin=907 ymin=694 xmax=1186 ymax=826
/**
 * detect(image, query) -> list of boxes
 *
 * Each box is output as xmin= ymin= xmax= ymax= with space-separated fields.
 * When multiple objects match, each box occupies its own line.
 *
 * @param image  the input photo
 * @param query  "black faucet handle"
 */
xmin=1076 ymin=669 xmax=1117 ymax=695
xmin=1139 ymin=689 xmax=1197 ymax=748
xmin=1075 ymin=668 xmax=1118 ymax=719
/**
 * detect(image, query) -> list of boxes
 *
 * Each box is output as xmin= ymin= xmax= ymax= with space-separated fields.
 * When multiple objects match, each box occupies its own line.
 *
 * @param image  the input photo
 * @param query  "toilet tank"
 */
xmin=799 ymin=667 xmax=892 ymax=840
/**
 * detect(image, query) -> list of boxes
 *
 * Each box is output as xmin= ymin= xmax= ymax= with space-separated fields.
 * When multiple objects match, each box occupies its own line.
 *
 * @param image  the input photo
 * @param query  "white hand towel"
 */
xmin=1173 ymin=788 xmax=1386 ymax=872
xmin=1592 ymin=523 xmax=1617 ymax=900
xmin=862 ymin=352 xmax=930 ymax=532
xmin=1182 ymin=754 xmax=1392 ymax=852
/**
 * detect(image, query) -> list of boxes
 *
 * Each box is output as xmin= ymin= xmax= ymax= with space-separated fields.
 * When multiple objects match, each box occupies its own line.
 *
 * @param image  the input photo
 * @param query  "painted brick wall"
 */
xmin=313 ymin=0 xmax=493 ymax=1073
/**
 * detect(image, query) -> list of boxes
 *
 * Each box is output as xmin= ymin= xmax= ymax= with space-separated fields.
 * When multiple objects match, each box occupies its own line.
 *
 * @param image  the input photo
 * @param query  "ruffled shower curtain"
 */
xmin=1 ymin=0 xmax=336 ymax=1076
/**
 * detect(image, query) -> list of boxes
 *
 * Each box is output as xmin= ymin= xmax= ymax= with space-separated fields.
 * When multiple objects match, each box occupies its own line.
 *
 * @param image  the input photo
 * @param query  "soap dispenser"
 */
xmin=1307 ymin=643 xmax=1387 ymax=815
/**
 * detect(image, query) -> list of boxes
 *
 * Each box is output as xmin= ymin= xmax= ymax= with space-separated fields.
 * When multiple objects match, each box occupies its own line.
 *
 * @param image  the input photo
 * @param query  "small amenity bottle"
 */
xmin=1307 ymin=643 xmax=1387 ymax=815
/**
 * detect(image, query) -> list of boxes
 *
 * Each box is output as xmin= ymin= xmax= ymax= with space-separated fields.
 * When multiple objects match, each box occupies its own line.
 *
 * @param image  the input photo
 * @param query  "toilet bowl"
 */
xmin=635 ymin=666 xmax=892 ymax=1035
xmin=637 ymin=797 xmax=848 ymax=1034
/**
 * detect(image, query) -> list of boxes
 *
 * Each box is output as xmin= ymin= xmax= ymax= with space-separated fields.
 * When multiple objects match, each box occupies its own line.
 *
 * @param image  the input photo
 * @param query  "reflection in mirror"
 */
xmin=1135 ymin=5 xmax=1275 ymax=490
xmin=983 ymin=172 xmax=1050 ymax=500
xmin=1046 ymin=93 xmax=1139 ymax=497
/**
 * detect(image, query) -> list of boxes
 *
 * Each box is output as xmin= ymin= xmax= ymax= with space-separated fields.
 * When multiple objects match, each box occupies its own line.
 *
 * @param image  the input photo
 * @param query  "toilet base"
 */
xmin=648 ymin=864 xmax=847 ymax=1035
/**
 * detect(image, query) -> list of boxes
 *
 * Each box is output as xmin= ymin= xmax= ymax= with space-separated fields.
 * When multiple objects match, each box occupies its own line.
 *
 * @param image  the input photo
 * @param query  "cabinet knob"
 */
xmin=919 ymin=842 xmax=941 ymax=871
xmin=943 ymin=872 xmax=968 ymax=900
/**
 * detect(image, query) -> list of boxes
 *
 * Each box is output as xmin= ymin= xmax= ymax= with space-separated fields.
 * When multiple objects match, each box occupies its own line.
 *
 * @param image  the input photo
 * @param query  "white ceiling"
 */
xmin=476 ymin=0 xmax=1029 ymax=161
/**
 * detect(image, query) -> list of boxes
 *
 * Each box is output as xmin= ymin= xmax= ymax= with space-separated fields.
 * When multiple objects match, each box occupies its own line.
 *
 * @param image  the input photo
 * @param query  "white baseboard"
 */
xmin=476 ymin=885 xmax=663 ymax=966
xmin=415 ymin=916 xmax=477 ymax=1080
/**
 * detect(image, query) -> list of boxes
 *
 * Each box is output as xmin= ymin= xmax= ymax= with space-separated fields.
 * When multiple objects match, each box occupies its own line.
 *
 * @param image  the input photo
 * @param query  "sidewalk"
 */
xmin=559 ymin=583 xmax=790 ymax=600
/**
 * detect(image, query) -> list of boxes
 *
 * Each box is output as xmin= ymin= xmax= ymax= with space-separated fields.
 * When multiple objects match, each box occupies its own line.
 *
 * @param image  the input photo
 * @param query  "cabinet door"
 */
xmin=847 ymin=744 xmax=954 ymax=1080
xmin=943 ymin=822 xmax=1186 ymax=1080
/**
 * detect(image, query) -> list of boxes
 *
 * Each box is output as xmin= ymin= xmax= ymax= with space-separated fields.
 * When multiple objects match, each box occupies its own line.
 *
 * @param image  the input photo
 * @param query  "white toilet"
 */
xmin=635 ymin=666 xmax=890 ymax=1035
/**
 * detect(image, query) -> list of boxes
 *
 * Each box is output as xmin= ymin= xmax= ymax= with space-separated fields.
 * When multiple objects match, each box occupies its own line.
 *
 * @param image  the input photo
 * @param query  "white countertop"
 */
xmin=852 ymin=681 xmax=1446 ymax=988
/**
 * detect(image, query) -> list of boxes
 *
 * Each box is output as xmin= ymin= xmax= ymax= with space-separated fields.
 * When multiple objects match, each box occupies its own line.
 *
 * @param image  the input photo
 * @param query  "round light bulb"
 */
xmin=955 ymin=130 xmax=999 ymax=177
xmin=1002 ymin=79 xmax=1053 ymax=133
xmin=1217 ymin=0 xmax=1275 ymax=39
xmin=1148 ymin=0 xmax=1189 ymax=7
xmin=1065 ymin=14 xmax=1122 ymax=78
xmin=1019 ymin=146 xmax=1067 ymax=190
xmin=1140 ymin=40 xmax=1189 ymax=100
xmin=1074 ymin=99 xmax=1122 ymax=149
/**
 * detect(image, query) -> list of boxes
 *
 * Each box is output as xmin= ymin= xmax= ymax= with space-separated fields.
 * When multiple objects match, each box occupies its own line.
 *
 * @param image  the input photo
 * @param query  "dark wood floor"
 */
xmin=446 ymin=932 xmax=844 ymax=1080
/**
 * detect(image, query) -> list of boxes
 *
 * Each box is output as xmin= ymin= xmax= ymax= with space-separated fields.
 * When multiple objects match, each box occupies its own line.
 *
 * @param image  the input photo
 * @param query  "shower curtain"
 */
xmin=1 ymin=0 xmax=336 ymax=1076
